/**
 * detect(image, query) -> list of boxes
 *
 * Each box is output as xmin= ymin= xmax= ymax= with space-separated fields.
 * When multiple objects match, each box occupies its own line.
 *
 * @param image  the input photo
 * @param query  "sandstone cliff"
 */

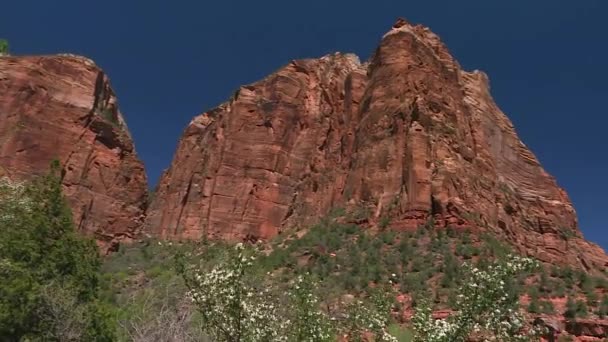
xmin=0 ymin=54 xmax=148 ymax=252
xmin=146 ymin=19 xmax=607 ymax=271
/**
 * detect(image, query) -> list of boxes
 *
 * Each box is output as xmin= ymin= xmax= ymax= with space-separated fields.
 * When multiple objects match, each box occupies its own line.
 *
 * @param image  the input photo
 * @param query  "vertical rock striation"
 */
xmin=146 ymin=18 xmax=607 ymax=270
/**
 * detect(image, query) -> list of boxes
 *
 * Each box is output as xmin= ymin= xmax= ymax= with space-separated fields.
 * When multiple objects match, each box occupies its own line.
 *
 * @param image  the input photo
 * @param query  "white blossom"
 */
xmin=412 ymin=254 xmax=544 ymax=342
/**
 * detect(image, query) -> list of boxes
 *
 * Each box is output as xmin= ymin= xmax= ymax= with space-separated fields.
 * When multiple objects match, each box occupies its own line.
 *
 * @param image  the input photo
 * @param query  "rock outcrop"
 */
xmin=146 ymin=18 xmax=608 ymax=271
xmin=0 ymin=55 xmax=148 ymax=252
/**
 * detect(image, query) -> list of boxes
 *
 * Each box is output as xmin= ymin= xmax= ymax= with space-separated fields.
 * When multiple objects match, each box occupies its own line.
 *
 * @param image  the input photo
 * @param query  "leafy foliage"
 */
xmin=0 ymin=161 xmax=113 ymax=340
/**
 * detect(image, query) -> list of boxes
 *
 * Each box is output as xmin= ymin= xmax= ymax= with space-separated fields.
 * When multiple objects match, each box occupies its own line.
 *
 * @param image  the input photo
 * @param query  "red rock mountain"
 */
xmin=146 ymin=19 xmax=607 ymax=271
xmin=0 ymin=54 xmax=148 ymax=252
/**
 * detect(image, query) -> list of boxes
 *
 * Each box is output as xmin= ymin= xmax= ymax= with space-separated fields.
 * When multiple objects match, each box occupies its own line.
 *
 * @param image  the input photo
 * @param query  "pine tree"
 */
xmin=0 ymin=39 xmax=8 ymax=54
xmin=0 ymin=161 xmax=114 ymax=340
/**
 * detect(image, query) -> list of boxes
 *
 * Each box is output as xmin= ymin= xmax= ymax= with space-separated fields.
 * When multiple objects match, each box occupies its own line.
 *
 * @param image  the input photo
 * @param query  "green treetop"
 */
xmin=0 ymin=39 xmax=8 ymax=54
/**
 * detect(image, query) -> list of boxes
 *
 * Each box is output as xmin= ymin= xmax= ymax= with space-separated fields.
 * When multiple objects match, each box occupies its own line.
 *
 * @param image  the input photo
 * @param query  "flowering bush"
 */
xmin=181 ymin=243 xmax=400 ymax=341
xmin=182 ymin=243 xmax=287 ymax=341
xmin=289 ymin=274 xmax=334 ymax=341
xmin=412 ymin=254 xmax=543 ymax=341
xmin=338 ymin=288 xmax=398 ymax=342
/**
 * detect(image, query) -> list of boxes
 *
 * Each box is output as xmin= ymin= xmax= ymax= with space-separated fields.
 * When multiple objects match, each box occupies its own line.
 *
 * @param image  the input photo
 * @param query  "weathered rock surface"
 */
xmin=0 ymin=55 xmax=148 ymax=252
xmin=146 ymin=18 xmax=608 ymax=270
xmin=535 ymin=315 xmax=608 ymax=341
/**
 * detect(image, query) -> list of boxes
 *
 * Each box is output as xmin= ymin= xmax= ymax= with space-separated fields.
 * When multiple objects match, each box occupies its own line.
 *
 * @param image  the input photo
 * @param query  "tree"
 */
xmin=116 ymin=278 xmax=209 ymax=342
xmin=412 ymin=255 xmax=542 ymax=342
xmin=179 ymin=243 xmax=288 ymax=341
xmin=289 ymin=274 xmax=334 ymax=342
xmin=0 ymin=39 xmax=8 ymax=54
xmin=0 ymin=162 xmax=114 ymax=340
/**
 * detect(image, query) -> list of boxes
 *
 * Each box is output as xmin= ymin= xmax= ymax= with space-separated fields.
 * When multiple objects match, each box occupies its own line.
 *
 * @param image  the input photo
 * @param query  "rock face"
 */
xmin=146 ymin=18 xmax=607 ymax=270
xmin=0 ymin=55 xmax=148 ymax=252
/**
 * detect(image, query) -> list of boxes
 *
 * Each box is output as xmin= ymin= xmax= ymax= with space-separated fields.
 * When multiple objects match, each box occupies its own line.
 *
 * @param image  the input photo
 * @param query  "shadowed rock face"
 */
xmin=0 ymin=55 xmax=148 ymax=253
xmin=146 ymin=18 xmax=607 ymax=270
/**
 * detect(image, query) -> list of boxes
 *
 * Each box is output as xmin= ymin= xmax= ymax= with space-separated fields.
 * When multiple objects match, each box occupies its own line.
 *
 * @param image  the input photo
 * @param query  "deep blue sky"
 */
xmin=2 ymin=1 xmax=607 ymax=248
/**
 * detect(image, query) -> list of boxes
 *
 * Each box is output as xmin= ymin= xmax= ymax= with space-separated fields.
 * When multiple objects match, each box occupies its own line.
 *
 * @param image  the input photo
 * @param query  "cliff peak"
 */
xmin=145 ymin=19 xmax=607 ymax=272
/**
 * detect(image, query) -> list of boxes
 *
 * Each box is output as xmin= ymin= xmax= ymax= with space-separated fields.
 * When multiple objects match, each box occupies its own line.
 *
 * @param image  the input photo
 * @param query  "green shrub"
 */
xmin=379 ymin=216 xmax=391 ymax=229
xmin=585 ymin=290 xmax=599 ymax=308
xmin=99 ymin=108 xmax=120 ymax=126
xmin=527 ymin=287 xmax=541 ymax=314
xmin=539 ymin=299 xmax=555 ymax=314
xmin=456 ymin=243 xmax=474 ymax=259
xmin=538 ymin=269 xmax=552 ymax=294
xmin=558 ymin=226 xmax=577 ymax=240
xmin=387 ymin=324 xmax=413 ymax=342
xmin=597 ymin=295 xmax=608 ymax=318
xmin=553 ymin=281 xmax=567 ymax=297
xmin=564 ymin=297 xmax=588 ymax=319
xmin=575 ymin=300 xmax=589 ymax=318
xmin=380 ymin=230 xmax=396 ymax=244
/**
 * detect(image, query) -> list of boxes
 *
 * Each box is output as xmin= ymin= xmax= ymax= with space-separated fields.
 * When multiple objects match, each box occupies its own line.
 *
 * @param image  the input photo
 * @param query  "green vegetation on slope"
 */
xmin=102 ymin=210 xmax=608 ymax=340
xmin=2 ymin=172 xmax=607 ymax=340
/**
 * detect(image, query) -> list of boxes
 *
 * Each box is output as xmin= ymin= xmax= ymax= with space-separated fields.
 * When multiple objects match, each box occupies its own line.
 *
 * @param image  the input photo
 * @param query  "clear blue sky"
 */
xmin=2 ymin=1 xmax=607 ymax=248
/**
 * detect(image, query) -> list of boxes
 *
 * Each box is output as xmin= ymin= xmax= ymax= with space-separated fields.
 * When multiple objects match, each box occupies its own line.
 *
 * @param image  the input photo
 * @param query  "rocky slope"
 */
xmin=0 ymin=54 xmax=148 ymax=252
xmin=146 ymin=18 xmax=607 ymax=272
